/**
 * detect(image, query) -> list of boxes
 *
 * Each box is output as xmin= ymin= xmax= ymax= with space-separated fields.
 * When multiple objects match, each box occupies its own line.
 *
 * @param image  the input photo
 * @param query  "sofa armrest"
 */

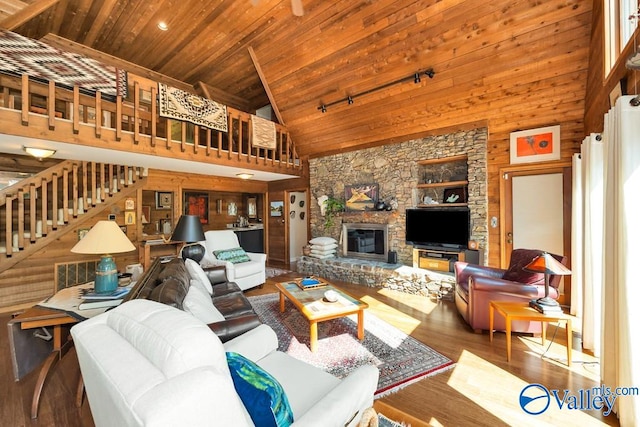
xmin=223 ymin=324 xmax=278 ymax=361
xmin=292 ymin=364 xmax=379 ymax=427
xmin=454 ymin=262 xmax=505 ymax=285
xmin=208 ymin=315 xmax=262 ymax=343
xmin=470 ymin=276 xmax=543 ymax=298
xmin=246 ymin=252 xmax=266 ymax=263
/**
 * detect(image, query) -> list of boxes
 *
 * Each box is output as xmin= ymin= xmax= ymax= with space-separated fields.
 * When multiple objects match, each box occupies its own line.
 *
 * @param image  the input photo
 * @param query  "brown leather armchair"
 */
xmin=454 ymin=248 xmax=566 ymax=333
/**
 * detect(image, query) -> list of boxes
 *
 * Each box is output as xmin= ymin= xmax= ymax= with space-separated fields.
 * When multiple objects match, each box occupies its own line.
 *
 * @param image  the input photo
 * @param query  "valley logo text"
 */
xmin=519 ymin=383 xmax=639 ymax=416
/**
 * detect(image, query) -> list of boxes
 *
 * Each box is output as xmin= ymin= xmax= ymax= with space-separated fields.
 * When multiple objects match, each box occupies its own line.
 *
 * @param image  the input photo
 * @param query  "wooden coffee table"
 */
xmin=489 ymin=300 xmax=573 ymax=366
xmin=275 ymin=280 xmax=368 ymax=352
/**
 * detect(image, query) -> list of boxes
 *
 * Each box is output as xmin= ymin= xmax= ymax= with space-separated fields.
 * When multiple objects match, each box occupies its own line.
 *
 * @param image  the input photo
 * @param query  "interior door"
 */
xmin=500 ymin=163 xmax=572 ymax=303
xmin=267 ymin=190 xmax=287 ymax=265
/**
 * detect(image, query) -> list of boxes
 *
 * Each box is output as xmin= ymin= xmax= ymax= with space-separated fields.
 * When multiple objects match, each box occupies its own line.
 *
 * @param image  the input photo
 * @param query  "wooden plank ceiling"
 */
xmin=1 ymin=0 xmax=592 ymax=159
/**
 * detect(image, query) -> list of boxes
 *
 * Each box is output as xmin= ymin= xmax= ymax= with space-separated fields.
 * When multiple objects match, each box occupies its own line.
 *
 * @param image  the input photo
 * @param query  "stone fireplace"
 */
xmin=342 ymin=223 xmax=388 ymax=262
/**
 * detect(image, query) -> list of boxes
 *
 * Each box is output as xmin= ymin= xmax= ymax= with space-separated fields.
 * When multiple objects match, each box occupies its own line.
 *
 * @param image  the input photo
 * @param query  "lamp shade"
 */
xmin=71 ymin=221 xmax=136 ymax=254
xmin=171 ymin=215 xmax=205 ymax=243
xmin=523 ymin=252 xmax=571 ymax=275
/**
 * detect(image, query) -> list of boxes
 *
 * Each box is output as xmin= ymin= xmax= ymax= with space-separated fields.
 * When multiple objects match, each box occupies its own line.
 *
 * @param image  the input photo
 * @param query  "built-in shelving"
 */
xmin=416 ymin=154 xmax=468 ymax=207
xmin=417 ymin=180 xmax=469 ymax=189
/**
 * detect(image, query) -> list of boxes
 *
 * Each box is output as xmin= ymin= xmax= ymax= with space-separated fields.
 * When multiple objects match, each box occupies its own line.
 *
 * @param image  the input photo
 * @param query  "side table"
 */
xmin=489 ymin=300 xmax=572 ymax=366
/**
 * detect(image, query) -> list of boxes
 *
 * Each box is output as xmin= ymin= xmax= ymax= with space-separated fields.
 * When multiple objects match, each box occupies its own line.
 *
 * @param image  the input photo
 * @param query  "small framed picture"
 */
xmin=509 ymin=125 xmax=560 ymax=164
xmin=156 ymin=191 xmax=172 ymax=209
xmin=77 ymin=228 xmax=90 ymax=241
xmin=124 ymin=197 xmax=135 ymax=211
xmin=120 ymin=225 xmax=128 ymax=234
xmin=141 ymin=206 xmax=151 ymax=224
xmin=125 ymin=211 xmax=136 ymax=225
xmin=345 ymin=183 xmax=378 ymax=211
xmin=443 ymin=187 xmax=467 ymax=204
xmin=270 ymin=201 xmax=283 ymax=216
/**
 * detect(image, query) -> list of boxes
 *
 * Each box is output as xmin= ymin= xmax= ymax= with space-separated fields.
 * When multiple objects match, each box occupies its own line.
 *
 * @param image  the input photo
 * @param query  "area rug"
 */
xmin=0 ymin=30 xmax=127 ymax=99
xmin=265 ymin=267 xmax=292 ymax=278
xmin=158 ymin=83 xmax=228 ymax=132
xmin=247 ymin=293 xmax=455 ymax=396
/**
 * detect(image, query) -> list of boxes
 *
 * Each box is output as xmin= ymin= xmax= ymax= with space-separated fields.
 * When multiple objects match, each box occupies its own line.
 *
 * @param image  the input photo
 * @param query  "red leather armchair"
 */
xmin=454 ymin=248 xmax=566 ymax=333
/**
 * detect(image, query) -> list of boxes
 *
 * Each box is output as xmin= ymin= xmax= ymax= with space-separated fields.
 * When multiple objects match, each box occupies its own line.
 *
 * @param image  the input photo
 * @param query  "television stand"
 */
xmin=412 ymin=248 xmax=481 ymax=273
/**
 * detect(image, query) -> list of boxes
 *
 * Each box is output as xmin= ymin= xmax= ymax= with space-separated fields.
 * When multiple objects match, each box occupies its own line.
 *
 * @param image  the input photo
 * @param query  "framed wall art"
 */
xmin=443 ymin=187 xmax=467 ymax=204
xmin=509 ymin=125 xmax=560 ymax=164
xmin=155 ymin=191 xmax=172 ymax=209
xmin=270 ymin=201 xmax=283 ymax=216
xmin=344 ymin=183 xmax=378 ymax=211
xmin=184 ymin=192 xmax=209 ymax=224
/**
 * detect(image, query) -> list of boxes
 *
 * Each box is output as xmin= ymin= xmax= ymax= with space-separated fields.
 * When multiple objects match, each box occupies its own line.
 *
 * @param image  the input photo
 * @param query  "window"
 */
xmin=605 ymin=0 xmax=639 ymax=75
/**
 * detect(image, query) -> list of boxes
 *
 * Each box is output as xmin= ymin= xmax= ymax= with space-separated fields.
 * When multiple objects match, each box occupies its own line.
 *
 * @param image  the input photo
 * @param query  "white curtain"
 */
xmin=600 ymin=96 xmax=640 ymax=425
xmin=570 ymin=153 xmax=582 ymax=318
xmin=578 ymin=133 xmax=604 ymax=355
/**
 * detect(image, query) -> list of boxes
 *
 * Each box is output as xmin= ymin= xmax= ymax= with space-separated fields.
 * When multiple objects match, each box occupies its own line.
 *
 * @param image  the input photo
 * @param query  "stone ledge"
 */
xmin=296 ymin=255 xmax=456 ymax=299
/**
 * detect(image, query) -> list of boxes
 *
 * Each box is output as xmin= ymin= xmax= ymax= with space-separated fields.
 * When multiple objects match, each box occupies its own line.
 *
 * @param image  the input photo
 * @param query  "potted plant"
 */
xmin=323 ymin=196 xmax=345 ymax=230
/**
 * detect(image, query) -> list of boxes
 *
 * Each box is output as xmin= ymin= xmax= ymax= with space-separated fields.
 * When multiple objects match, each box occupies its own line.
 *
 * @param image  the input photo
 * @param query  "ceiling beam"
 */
xmin=248 ymin=46 xmax=285 ymax=125
xmin=0 ymin=0 xmax=60 ymax=30
xmin=40 ymin=33 xmax=194 ymax=92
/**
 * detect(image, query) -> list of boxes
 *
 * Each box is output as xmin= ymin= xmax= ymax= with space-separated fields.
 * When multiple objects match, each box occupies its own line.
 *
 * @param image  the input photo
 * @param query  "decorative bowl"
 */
xmin=324 ymin=290 xmax=338 ymax=302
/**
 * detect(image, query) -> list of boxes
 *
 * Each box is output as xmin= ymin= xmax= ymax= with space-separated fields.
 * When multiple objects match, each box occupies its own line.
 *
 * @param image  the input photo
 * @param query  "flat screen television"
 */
xmin=405 ymin=208 xmax=470 ymax=249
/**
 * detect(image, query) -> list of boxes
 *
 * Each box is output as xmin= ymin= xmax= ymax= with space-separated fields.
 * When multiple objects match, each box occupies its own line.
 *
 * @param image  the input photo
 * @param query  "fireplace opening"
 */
xmin=342 ymin=223 xmax=388 ymax=262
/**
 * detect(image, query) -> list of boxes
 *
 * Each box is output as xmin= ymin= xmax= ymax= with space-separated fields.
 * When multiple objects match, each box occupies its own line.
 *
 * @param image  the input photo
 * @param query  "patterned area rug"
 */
xmin=265 ymin=267 xmax=292 ymax=278
xmin=248 ymin=293 xmax=454 ymax=396
xmin=158 ymin=83 xmax=228 ymax=132
xmin=0 ymin=30 xmax=127 ymax=99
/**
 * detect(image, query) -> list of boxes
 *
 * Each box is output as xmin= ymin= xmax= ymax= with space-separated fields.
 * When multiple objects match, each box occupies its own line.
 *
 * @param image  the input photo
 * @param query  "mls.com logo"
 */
xmin=519 ymin=384 xmax=551 ymax=415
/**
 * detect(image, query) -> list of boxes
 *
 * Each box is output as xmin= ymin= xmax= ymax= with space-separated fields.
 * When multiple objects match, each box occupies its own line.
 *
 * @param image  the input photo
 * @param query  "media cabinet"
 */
xmin=412 ymin=247 xmax=482 ymax=273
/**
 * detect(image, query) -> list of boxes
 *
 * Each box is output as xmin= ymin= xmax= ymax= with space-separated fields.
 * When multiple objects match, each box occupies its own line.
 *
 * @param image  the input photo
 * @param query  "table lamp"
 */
xmin=171 ymin=215 xmax=206 ymax=263
xmin=524 ymin=252 xmax=571 ymax=313
xmin=71 ymin=221 xmax=136 ymax=293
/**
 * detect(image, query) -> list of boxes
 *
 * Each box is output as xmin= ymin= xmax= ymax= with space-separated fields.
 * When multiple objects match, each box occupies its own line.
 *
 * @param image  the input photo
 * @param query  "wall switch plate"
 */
xmin=491 ymin=216 xmax=498 ymax=228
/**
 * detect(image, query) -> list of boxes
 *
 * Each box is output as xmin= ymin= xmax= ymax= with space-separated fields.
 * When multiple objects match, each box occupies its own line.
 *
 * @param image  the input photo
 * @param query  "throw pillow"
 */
xmin=502 ymin=250 xmax=545 ymax=285
xmin=214 ymin=247 xmax=251 ymax=264
xmin=309 ymin=242 xmax=338 ymax=251
xmin=226 ymin=352 xmax=294 ymax=427
xmin=310 ymin=248 xmax=336 ymax=256
xmin=309 ymin=236 xmax=337 ymax=245
xmin=185 ymin=258 xmax=213 ymax=295
xmin=183 ymin=285 xmax=225 ymax=324
xmin=309 ymin=252 xmax=335 ymax=259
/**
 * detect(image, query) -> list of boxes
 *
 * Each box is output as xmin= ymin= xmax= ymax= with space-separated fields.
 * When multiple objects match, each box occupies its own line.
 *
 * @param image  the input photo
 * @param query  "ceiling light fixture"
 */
xmin=23 ymin=146 xmax=56 ymax=160
xmin=236 ymin=173 xmax=254 ymax=180
xmin=157 ymin=21 xmax=168 ymax=31
xmin=317 ymin=67 xmax=435 ymax=113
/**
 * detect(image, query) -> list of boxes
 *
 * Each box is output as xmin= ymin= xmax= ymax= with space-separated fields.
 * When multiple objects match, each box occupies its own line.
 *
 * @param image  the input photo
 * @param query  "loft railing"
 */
xmin=0 ymin=160 xmax=145 ymax=268
xmin=0 ymin=74 xmax=304 ymax=175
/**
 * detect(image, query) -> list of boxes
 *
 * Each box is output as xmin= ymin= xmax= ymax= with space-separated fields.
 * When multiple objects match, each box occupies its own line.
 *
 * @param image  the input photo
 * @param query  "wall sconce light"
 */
xmin=317 ymin=67 xmax=435 ymax=113
xmin=236 ymin=173 xmax=254 ymax=180
xmin=23 ymin=146 xmax=56 ymax=160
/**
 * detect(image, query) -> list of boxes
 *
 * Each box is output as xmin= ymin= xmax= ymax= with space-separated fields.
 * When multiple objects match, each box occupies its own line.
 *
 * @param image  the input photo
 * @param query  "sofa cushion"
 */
xmin=183 ymin=285 xmax=226 ymax=324
xmin=149 ymin=277 xmax=190 ymax=309
xmin=157 ymin=258 xmax=191 ymax=284
xmin=502 ymin=249 xmax=545 ymax=285
xmin=226 ymin=352 xmax=294 ymax=427
xmin=214 ymin=247 xmax=251 ymax=264
xmin=185 ymin=258 xmax=213 ymax=295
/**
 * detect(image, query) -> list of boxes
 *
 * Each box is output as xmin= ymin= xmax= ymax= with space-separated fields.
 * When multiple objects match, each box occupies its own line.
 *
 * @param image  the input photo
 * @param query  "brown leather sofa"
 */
xmin=124 ymin=257 xmax=261 ymax=342
xmin=454 ymin=248 xmax=566 ymax=334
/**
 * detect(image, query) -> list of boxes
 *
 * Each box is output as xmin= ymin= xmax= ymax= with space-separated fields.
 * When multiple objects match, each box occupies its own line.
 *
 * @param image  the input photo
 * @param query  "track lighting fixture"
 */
xmin=317 ymin=67 xmax=435 ymax=113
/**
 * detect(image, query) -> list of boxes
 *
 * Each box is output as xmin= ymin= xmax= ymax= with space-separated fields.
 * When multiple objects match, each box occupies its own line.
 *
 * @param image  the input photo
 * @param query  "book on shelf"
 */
xmin=78 ymin=298 xmax=123 ymax=311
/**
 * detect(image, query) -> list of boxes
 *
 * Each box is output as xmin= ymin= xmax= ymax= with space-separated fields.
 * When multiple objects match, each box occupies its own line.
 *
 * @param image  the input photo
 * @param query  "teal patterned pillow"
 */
xmin=226 ymin=352 xmax=294 ymax=427
xmin=213 ymin=247 xmax=251 ymax=264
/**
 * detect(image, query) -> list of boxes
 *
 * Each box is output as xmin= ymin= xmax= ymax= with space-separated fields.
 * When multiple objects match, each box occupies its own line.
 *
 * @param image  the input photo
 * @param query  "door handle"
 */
xmin=507 ymin=232 xmax=513 ymax=244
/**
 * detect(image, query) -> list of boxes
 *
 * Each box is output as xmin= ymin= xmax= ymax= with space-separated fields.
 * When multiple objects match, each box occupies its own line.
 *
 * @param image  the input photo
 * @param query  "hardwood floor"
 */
xmin=0 ymin=273 xmax=619 ymax=426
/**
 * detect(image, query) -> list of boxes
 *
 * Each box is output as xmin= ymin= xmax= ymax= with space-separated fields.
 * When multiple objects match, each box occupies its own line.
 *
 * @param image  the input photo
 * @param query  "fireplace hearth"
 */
xmin=342 ymin=223 xmax=388 ymax=262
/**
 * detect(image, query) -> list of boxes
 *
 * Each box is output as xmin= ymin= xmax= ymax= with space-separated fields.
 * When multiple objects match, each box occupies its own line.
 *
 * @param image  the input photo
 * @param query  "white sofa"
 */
xmin=72 ymin=299 xmax=379 ymax=427
xmin=199 ymin=230 xmax=266 ymax=291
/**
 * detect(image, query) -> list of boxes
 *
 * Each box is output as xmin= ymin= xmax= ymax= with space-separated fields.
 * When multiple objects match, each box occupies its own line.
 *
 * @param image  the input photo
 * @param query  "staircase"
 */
xmin=0 ymin=160 xmax=147 ymax=272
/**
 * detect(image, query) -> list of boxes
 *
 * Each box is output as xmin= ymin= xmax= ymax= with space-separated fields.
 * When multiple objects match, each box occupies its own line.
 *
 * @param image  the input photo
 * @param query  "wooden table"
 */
xmin=489 ymin=300 xmax=572 ymax=366
xmin=11 ymin=306 xmax=79 ymax=419
xmin=138 ymin=239 xmax=183 ymax=270
xmin=275 ymin=280 xmax=368 ymax=352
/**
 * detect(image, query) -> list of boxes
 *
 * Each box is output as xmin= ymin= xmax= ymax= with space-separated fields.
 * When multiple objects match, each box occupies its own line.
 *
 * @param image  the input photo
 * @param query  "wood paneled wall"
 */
xmin=584 ymin=2 xmax=640 ymax=133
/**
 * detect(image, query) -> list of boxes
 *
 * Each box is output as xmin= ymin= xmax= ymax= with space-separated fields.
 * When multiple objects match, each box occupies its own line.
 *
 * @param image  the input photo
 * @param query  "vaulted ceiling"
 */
xmin=1 ymin=0 xmax=592 ymax=159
